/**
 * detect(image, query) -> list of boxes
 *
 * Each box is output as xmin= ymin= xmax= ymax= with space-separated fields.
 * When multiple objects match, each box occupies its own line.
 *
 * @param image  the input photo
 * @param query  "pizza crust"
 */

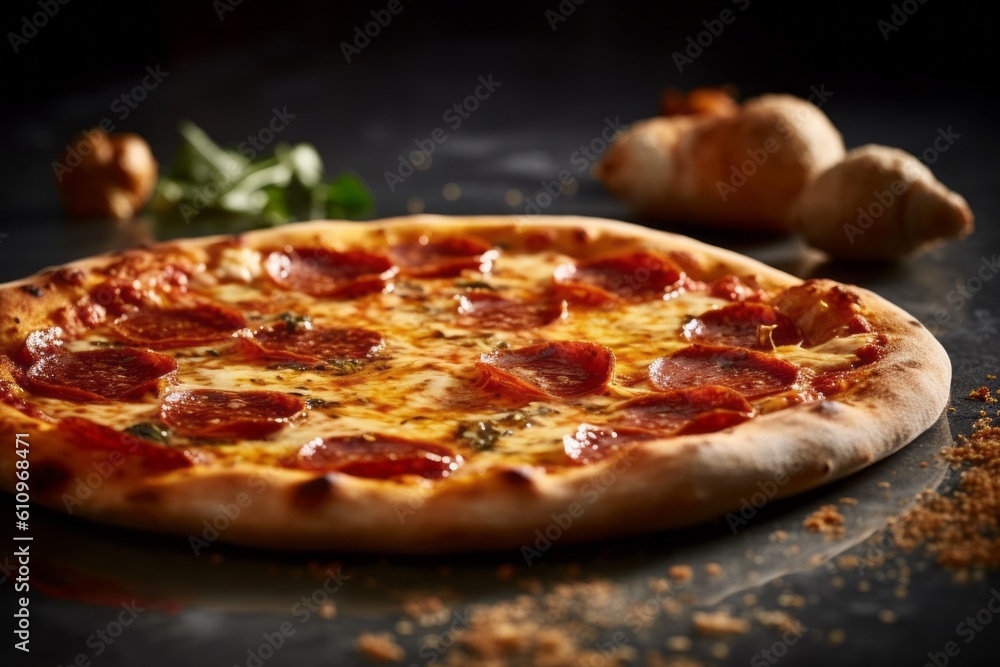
xmin=0 ymin=216 xmax=950 ymax=552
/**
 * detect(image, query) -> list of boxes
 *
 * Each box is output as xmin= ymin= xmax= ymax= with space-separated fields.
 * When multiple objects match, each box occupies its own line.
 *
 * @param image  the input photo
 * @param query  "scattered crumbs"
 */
xmin=355 ymin=632 xmax=405 ymax=663
xmin=987 ymin=374 xmax=997 ymax=380
xmin=665 ymin=636 xmax=692 ymax=652
xmin=648 ymin=577 xmax=671 ymax=596
xmin=877 ymin=609 xmax=898 ymax=624
xmin=836 ymin=555 xmax=859 ymax=569
xmin=804 ymin=505 xmax=846 ymax=536
xmin=919 ymin=461 xmax=930 ymax=468
xmin=827 ymin=628 xmax=847 ymax=645
xmin=777 ymin=593 xmax=806 ymax=609
xmin=878 ymin=481 xmax=891 ymax=488
xmin=402 ymin=595 xmax=450 ymax=627
xmin=838 ymin=497 xmax=858 ymax=505
xmin=754 ymin=609 xmax=804 ymax=635
xmin=691 ymin=610 xmax=750 ymax=636
xmin=668 ymin=565 xmax=693 ymax=582
xmin=769 ymin=530 xmax=789 ymax=542
xmin=704 ymin=562 xmax=723 ymax=577
xmin=966 ymin=386 xmax=997 ymax=403
xmin=395 ymin=620 xmax=415 ymax=636
xmin=891 ymin=415 xmax=1000 ymax=569
xmin=709 ymin=642 xmax=730 ymax=660
xmin=947 ymin=407 xmax=957 ymax=412
xmin=318 ymin=600 xmax=336 ymax=620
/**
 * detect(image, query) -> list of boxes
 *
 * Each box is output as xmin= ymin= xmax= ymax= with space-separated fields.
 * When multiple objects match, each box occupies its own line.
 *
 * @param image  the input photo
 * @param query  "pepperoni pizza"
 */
xmin=0 ymin=216 xmax=949 ymax=552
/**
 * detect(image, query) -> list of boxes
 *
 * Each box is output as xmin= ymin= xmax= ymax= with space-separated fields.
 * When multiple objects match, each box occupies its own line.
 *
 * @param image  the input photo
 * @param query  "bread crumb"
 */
xmin=878 ymin=481 xmax=891 ymax=488
xmin=691 ymin=610 xmax=749 ymax=636
xmin=769 ymin=530 xmax=789 ymax=542
xmin=394 ymin=620 xmax=414 ymax=636
xmin=777 ymin=593 xmax=806 ymax=609
xmin=665 ymin=636 xmax=692 ymax=652
xmin=754 ymin=609 xmax=804 ymax=635
xmin=709 ymin=642 xmax=730 ymax=659
xmin=967 ymin=386 xmax=997 ymax=402
xmin=877 ymin=609 xmax=897 ymax=624
xmin=704 ymin=562 xmax=723 ymax=577
xmin=318 ymin=600 xmax=336 ymax=619
xmin=355 ymin=632 xmax=405 ymax=663
xmin=838 ymin=497 xmax=858 ymax=505
xmin=668 ymin=565 xmax=693 ymax=582
xmin=827 ymin=628 xmax=847 ymax=645
xmin=804 ymin=505 xmax=845 ymax=536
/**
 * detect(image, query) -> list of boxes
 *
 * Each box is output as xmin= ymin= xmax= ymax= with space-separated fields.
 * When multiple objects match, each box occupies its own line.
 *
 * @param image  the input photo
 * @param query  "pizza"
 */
xmin=0 ymin=215 xmax=949 ymax=553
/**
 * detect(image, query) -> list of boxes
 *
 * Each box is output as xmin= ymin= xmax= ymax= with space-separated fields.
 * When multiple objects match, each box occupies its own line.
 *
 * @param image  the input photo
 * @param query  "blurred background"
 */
xmin=1 ymin=0 xmax=992 ymax=246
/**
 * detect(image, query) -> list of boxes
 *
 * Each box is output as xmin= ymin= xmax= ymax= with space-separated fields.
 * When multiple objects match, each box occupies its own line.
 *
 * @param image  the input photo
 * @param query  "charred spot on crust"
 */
xmin=32 ymin=460 xmax=72 ymax=496
xmin=571 ymin=227 xmax=590 ymax=245
xmin=20 ymin=285 xmax=44 ymax=298
xmin=291 ymin=475 xmax=335 ymax=510
xmin=497 ymin=466 xmax=536 ymax=489
xmin=907 ymin=320 xmax=922 ymax=328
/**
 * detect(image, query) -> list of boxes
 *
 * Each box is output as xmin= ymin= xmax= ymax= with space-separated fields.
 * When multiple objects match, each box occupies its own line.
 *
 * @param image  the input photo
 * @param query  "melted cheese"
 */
xmin=33 ymin=249 xmax=873 ymax=475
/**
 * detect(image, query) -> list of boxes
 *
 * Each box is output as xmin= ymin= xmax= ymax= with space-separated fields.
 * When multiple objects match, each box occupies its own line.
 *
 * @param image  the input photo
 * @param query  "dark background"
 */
xmin=2 ymin=2 xmax=999 ymax=666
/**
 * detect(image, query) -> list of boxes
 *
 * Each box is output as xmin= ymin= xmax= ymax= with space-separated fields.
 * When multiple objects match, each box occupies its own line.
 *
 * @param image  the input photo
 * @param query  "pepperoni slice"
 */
xmin=241 ymin=323 xmax=385 ymax=363
xmin=59 ymin=416 xmax=192 ymax=473
xmin=112 ymin=304 xmax=247 ymax=349
xmin=455 ymin=293 xmax=564 ymax=331
xmin=389 ymin=236 xmax=497 ymax=278
xmin=773 ymin=280 xmax=871 ymax=346
xmin=649 ymin=344 xmax=798 ymax=398
xmin=708 ymin=274 xmax=768 ymax=302
xmin=26 ymin=348 xmax=177 ymax=401
xmin=476 ymin=341 xmax=615 ymax=406
xmin=682 ymin=303 xmax=802 ymax=349
xmin=90 ymin=265 xmax=190 ymax=313
xmin=160 ymin=389 xmax=306 ymax=439
xmin=554 ymin=251 xmax=684 ymax=301
xmin=264 ymin=247 xmax=395 ymax=299
xmin=620 ymin=385 xmax=754 ymax=433
xmin=23 ymin=327 xmax=65 ymax=363
xmin=563 ymin=424 xmax=652 ymax=465
xmin=289 ymin=434 xmax=463 ymax=479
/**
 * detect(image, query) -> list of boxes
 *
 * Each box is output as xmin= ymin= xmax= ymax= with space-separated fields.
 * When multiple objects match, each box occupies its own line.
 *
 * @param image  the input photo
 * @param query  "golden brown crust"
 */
xmin=0 ymin=215 xmax=950 ymax=552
